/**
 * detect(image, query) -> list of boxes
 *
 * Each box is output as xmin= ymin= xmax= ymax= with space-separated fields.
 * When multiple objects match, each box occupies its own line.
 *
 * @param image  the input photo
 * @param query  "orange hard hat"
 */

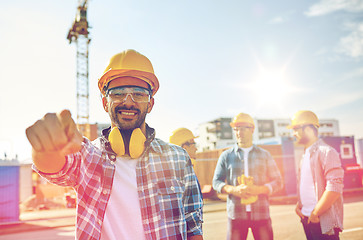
xmin=98 ymin=49 xmax=159 ymax=96
xmin=287 ymin=110 xmax=320 ymax=129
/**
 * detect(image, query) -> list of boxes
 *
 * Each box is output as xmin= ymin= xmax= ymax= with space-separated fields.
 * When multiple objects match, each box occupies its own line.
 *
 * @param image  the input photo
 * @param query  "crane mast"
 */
xmin=67 ymin=0 xmax=90 ymax=137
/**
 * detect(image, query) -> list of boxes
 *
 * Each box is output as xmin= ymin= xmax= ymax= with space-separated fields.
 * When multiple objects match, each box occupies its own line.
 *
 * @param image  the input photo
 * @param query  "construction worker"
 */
xmin=26 ymin=49 xmax=203 ymax=240
xmin=212 ymin=113 xmax=283 ymax=240
xmin=169 ymin=127 xmax=198 ymax=165
xmin=170 ymin=128 xmax=219 ymax=200
xmin=287 ymin=110 xmax=344 ymax=240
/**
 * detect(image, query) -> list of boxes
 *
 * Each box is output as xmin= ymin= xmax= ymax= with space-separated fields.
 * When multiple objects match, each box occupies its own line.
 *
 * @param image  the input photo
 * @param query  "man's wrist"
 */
xmin=311 ymin=210 xmax=319 ymax=218
xmin=229 ymin=185 xmax=237 ymax=195
xmin=253 ymin=185 xmax=268 ymax=195
xmin=222 ymin=185 xmax=234 ymax=194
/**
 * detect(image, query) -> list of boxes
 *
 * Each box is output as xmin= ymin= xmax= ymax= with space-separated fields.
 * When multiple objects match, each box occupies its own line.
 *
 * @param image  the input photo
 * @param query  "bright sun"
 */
xmin=249 ymin=68 xmax=295 ymax=107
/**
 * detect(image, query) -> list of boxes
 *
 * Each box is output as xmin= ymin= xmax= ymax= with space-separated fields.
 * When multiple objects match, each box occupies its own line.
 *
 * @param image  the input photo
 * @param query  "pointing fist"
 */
xmin=26 ymin=110 xmax=83 ymax=173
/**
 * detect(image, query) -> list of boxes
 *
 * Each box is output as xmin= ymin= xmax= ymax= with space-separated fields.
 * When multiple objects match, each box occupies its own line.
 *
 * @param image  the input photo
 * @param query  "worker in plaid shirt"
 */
xmin=213 ymin=113 xmax=283 ymax=240
xmin=26 ymin=49 xmax=203 ymax=240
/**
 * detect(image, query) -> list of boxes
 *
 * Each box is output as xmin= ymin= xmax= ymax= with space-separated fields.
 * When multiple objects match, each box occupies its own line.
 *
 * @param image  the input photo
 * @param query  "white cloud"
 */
xmin=343 ymin=66 xmax=363 ymax=79
xmin=269 ymin=16 xmax=284 ymax=24
xmin=305 ymin=0 xmax=363 ymax=16
xmin=313 ymin=89 xmax=363 ymax=112
xmin=337 ymin=23 xmax=363 ymax=58
xmin=268 ymin=10 xmax=296 ymax=24
xmin=305 ymin=1 xmax=363 ymax=59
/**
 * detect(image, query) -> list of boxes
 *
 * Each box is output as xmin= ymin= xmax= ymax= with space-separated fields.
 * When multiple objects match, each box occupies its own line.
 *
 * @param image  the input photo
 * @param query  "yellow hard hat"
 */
xmin=287 ymin=110 xmax=320 ymax=129
xmin=98 ymin=49 xmax=159 ymax=96
xmin=169 ymin=128 xmax=198 ymax=146
xmin=230 ymin=113 xmax=255 ymax=128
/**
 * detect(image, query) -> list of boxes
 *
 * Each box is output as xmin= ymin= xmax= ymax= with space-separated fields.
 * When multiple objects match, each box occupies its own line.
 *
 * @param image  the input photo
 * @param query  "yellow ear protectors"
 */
xmin=108 ymin=127 xmax=146 ymax=159
xmin=237 ymin=174 xmax=258 ymax=205
xmin=109 ymin=127 xmax=125 ymax=156
xmin=129 ymin=128 xmax=146 ymax=158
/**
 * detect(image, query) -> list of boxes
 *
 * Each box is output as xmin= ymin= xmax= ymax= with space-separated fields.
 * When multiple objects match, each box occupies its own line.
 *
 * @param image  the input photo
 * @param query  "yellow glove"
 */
xmin=237 ymin=174 xmax=258 ymax=205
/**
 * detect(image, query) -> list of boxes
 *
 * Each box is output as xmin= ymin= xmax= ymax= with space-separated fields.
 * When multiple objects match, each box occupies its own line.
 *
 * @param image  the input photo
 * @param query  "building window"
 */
xmin=279 ymin=132 xmax=291 ymax=137
xmin=340 ymin=144 xmax=353 ymax=159
xmin=222 ymin=132 xmax=232 ymax=139
xmin=321 ymin=132 xmax=334 ymax=136
xmin=277 ymin=122 xmax=289 ymax=127
xmin=257 ymin=120 xmax=275 ymax=139
xmin=321 ymin=123 xmax=333 ymax=128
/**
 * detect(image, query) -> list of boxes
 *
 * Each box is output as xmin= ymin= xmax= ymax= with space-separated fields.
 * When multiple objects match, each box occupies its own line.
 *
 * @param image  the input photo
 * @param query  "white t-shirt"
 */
xmin=300 ymin=146 xmax=317 ymax=217
xmin=240 ymin=146 xmax=253 ymax=212
xmin=101 ymin=156 xmax=146 ymax=240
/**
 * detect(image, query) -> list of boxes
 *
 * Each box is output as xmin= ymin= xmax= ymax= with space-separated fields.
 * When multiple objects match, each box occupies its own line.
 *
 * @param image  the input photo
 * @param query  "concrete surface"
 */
xmin=1 ymin=189 xmax=362 ymax=236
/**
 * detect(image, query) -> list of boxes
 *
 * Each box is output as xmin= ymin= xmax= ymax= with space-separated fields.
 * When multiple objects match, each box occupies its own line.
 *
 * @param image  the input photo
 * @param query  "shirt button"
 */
xmin=170 ymin=186 xmax=175 ymax=191
xmin=110 ymin=155 xmax=116 ymax=160
xmin=103 ymin=190 xmax=107 ymax=195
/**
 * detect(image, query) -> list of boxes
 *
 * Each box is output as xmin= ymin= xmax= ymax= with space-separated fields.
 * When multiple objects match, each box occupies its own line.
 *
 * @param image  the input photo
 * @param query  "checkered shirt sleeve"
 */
xmin=33 ymin=137 xmax=203 ymax=240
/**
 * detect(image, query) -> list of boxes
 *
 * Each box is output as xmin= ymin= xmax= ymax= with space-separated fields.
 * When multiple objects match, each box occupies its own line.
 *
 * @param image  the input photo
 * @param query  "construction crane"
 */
xmin=67 ymin=0 xmax=91 ymax=138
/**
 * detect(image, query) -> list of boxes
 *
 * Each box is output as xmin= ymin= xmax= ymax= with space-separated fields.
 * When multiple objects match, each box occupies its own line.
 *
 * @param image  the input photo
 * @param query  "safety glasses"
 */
xmin=183 ymin=141 xmax=196 ymax=147
xmin=233 ymin=126 xmax=254 ymax=131
xmin=106 ymin=86 xmax=151 ymax=103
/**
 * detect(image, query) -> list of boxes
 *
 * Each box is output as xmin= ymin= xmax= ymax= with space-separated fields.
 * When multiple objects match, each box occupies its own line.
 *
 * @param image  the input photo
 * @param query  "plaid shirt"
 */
xmin=297 ymin=139 xmax=344 ymax=235
xmin=34 ymin=126 xmax=203 ymax=240
xmin=213 ymin=144 xmax=282 ymax=220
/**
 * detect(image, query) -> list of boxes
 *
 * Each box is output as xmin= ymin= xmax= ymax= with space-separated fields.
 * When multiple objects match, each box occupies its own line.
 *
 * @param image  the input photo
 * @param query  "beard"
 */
xmin=109 ymin=105 xmax=148 ymax=131
xmin=297 ymin=134 xmax=309 ymax=145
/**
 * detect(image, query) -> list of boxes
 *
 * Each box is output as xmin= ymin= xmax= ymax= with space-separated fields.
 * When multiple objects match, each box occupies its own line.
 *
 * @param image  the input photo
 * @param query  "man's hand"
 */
xmin=244 ymin=184 xmax=261 ymax=195
xmin=234 ymin=184 xmax=248 ymax=197
xmin=224 ymin=184 xmax=255 ymax=198
xmin=308 ymin=211 xmax=320 ymax=223
xmin=309 ymin=190 xmax=340 ymax=223
xmin=188 ymin=235 xmax=203 ymax=240
xmin=26 ymin=110 xmax=82 ymax=173
xmin=295 ymin=203 xmax=304 ymax=219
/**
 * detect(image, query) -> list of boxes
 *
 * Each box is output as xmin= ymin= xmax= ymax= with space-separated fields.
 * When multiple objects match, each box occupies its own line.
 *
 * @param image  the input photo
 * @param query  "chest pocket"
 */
xmin=157 ymin=178 xmax=185 ymax=223
xmin=228 ymin=160 xmax=243 ymax=186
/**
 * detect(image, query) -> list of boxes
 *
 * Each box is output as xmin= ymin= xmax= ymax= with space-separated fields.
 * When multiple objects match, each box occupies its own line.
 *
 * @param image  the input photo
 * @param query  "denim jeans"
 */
xmin=301 ymin=216 xmax=340 ymax=240
xmin=227 ymin=214 xmax=273 ymax=240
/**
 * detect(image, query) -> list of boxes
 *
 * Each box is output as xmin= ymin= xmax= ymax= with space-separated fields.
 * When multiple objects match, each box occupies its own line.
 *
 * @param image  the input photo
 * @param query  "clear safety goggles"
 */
xmin=233 ymin=126 xmax=254 ymax=131
xmin=183 ymin=141 xmax=196 ymax=147
xmin=106 ymin=86 xmax=151 ymax=103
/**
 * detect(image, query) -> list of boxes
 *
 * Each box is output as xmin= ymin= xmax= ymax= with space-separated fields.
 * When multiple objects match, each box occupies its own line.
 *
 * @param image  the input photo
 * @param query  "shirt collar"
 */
xmin=308 ymin=138 xmax=323 ymax=155
xmin=233 ymin=144 xmax=256 ymax=153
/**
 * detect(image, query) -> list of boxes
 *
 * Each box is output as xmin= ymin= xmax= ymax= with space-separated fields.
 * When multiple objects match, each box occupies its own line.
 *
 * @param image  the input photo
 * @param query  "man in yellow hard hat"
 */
xmin=26 ymin=49 xmax=203 ymax=240
xmin=170 ymin=127 xmax=198 ymax=165
xmin=170 ymin=127 xmax=220 ymax=200
xmin=213 ymin=113 xmax=283 ymax=240
xmin=287 ymin=110 xmax=343 ymax=239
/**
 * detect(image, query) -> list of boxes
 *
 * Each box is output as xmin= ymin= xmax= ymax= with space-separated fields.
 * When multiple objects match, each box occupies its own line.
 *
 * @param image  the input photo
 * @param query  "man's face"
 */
xmin=292 ymin=125 xmax=309 ymax=145
xmin=102 ymin=78 xmax=154 ymax=130
xmin=182 ymin=140 xmax=197 ymax=159
xmin=233 ymin=125 xmax=254 ymax=147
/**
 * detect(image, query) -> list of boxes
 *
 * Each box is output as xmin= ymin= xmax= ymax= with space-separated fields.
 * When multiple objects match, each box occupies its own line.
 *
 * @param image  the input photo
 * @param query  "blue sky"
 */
xmin=1 ymin=0 xmax=363 ymax=161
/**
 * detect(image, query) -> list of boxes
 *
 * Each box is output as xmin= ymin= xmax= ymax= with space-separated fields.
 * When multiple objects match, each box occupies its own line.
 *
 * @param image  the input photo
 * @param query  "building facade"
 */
xmin=197 ymin=118 xmax=235 ymax=151
xmin=197 ymin=117 xmax=340 ymax=151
